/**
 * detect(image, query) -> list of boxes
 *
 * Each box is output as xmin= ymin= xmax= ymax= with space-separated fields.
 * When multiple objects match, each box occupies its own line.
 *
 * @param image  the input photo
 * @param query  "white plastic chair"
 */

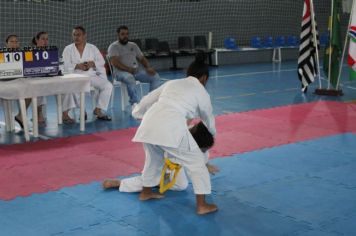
xmin=106 ymin=55 xmax=144 ymax=111
xmin=90 ymin=86 xmax=99 ymax=109
xmin=1 ymin=99 xmax=15 ymax=132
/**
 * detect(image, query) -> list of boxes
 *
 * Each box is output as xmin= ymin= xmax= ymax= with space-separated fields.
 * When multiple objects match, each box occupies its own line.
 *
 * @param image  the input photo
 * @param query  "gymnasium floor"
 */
xmin=1 ymin=61 xmax=356 ymax=236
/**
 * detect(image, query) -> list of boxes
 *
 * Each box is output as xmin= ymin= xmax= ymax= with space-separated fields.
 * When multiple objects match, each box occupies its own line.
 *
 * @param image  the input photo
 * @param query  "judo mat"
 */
xmin=1 ymin=101 xmax=356 ymax=235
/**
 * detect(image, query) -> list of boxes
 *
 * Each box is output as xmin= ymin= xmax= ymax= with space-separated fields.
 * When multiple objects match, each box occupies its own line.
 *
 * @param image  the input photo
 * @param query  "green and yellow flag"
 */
xmin=323 ymin=0 xmax=342 ymax=88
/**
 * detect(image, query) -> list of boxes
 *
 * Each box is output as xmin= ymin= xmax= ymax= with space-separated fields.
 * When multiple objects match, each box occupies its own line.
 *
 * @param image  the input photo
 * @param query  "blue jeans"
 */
xmin=114 ymin=69 xmax=161 ymax=104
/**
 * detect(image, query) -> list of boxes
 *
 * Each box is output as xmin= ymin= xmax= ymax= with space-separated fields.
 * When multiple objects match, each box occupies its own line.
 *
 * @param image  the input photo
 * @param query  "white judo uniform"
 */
xmin=119 ymin=151 xmax=210 ymax=192
xmin=62 ymin=43 xmax=113 ymax=111
xmin=132 ymin=76 xmax=216 ymax=195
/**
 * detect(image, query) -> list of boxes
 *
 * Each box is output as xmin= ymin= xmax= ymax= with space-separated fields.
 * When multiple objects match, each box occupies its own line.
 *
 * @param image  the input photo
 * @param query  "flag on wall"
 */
xmin=342 ymin=0 xmax=352 ymax=13
xmin=298 ymin=0 xmax=319 ymax=92
xmin=323 ymin=0 xmax=342 ymax=88
xmin=348 ymin=3 xmax=356 ymax=81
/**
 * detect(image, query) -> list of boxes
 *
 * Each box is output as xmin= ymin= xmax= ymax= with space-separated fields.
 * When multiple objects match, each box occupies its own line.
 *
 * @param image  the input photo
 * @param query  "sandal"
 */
xmin=97 ymin=114 xmax=112 ymax=121
xmin=62 ymin=117 xmax=75 ymax=124
xmin=94 ymin=110 xmax=112 ymax=121
xmin=14 ymin=116 xmax=24 ymax=129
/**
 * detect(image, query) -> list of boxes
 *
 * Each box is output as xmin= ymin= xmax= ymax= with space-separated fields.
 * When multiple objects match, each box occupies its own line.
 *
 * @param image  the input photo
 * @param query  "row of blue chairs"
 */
xmin=251 ymin=36 xmax=300 ymax=48
xmin=251 ymin=33 xmax=330 ymax=48
xmin=224 ymin=33 xmax=329 ymax=50
xmin=223 ymin=35 xmax=300 ymax=49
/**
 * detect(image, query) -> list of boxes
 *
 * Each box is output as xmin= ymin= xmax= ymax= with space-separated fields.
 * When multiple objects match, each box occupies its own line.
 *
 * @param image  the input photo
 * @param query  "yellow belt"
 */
xmin=159 ymin=158 xmax=181 ymax=194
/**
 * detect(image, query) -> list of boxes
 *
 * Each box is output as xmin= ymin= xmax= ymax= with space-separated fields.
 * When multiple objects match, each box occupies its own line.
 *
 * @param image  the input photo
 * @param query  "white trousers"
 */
xmin=37 ymin=96 xmax=46 ymax=106
xmin=119 ymin=169 xmax=188 ymax=192
xmin=62 ymin=76 xmax=113 ymax=111
xmin=141 ymin=140 xmax=211 ymax=195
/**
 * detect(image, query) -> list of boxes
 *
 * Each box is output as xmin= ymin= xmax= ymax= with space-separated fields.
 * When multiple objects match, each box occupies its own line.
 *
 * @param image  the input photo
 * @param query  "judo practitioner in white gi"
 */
xmin=62 ymin=26 xmax=113 ymax=123
xmin=102 ymin=121 xmax=219 ymax=193
xmin=130 ymin=54 xmax=217 ymax=215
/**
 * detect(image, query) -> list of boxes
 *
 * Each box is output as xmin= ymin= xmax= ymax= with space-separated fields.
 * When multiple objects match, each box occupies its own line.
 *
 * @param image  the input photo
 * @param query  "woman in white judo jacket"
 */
xmin=131 ymin=54 xmax=217 ymax=215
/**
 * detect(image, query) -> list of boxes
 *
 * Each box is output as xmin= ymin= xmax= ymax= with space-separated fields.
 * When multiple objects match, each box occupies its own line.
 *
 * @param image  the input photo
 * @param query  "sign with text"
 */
xmin=22 ymin=46 xmax=59 ymax=77
xmin=0 ymin=48 xmax=24 ymax=80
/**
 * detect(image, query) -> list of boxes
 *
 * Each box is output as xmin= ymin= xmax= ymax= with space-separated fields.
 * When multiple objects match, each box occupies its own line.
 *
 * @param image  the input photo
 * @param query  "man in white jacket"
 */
xmin=131 ymin=54 xmax=217 ymax=215
xmin=62 ymin=26 xmax=113 ymax=123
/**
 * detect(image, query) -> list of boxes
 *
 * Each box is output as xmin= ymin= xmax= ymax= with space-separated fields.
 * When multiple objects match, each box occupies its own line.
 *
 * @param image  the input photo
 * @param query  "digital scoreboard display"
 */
xmin=22 ymin=46 xmax=59 ymax=77
xmin=0 ymin=46 xmax=59 ymax=80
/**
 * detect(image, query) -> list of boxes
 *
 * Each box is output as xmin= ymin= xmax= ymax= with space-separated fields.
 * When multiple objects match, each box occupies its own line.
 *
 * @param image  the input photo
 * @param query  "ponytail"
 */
xmin=187 ymin=52 xmax=209 ymax=79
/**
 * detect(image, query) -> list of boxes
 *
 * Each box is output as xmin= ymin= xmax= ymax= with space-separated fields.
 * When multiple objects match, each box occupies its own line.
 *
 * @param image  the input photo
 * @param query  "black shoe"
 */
xmin=96 ymin=114 xmax=112 ymax=121
xmin=14 ymin=116 xmax=24 ymax=129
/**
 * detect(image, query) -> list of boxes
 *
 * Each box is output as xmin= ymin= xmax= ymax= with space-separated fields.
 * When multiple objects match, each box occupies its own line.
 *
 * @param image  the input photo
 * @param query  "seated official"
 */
xmin=107 ymin=25 xmax=160 ymax=109
xmin=62 ymin=26 xmax=113 ymax=123
xmin=5 ymin=34 xmax=26 ymax=129
xmin=5 ymin=34 xmax=20 ymax=49
xmin=14 ymin=32 xmax=50 ymax=128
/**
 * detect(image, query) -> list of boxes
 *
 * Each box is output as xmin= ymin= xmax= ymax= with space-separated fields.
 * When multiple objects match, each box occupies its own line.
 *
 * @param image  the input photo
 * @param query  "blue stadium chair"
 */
xmin=319 ymin=32 xmax=329 ymax=47
xmin=224 ymin=37 xmax=238 ymax=49
xmin=251 ymin=36 xmax=262 ymax=48
xmin=263 ymin=36 xmax=273 ymax=48
xmin=274 ymin=36 xmax=285 ymax=47
xmin=287 ymin=35 xmax=298 ymax=47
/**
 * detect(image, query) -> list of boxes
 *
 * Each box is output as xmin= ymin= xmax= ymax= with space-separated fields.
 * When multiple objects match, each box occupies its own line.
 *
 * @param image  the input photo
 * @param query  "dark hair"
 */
xmin=187 ymin=52 xmax=209 ymax=79
xmin=73 ymin=26 xmax=86 ymax=34
xmin=189 ymin=121 xmax=214 ymax=149
xmin=117 ymin=25 xmax=129 ymax=34
xmin=5 ymin=34 xmax=17 ymax=43
xmin=32 ymin=31 xmax=47 ymax=46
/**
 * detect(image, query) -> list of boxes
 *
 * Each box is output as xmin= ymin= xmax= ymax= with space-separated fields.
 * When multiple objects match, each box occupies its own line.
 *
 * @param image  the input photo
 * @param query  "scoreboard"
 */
xmin=0 ymin=46 xmax=59 ymax=80
xmin=0 ymin=48 xmax=24 ymax=79
xmin=23 ymin=46 xmax=59 ymax=77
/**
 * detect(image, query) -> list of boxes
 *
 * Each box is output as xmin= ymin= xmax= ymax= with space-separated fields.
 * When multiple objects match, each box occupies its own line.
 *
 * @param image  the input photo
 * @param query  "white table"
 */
xmin=0 ymin=74 xmax=91 ymax=141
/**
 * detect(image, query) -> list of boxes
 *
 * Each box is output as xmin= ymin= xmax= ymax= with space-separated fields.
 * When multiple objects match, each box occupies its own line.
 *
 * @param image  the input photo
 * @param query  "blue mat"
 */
xmin=1 ymin=134 xmax=356 ymax=235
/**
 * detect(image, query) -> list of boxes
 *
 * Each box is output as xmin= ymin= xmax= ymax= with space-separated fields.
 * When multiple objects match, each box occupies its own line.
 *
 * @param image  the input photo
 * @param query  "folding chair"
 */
xmin=131 ymin=39 xmax=143 ymax=50
xmin=105 ymin=55 xmax=143 ymax=111
xmin=178 ymin=36 xmax=195 ymax=54
xmin=194 ymin=35 xmax=209 ymax=51
xmin=157 ymin=41 xmax=171 ymax=56
xmin=145 ymin=38 xmax=159 ymax=55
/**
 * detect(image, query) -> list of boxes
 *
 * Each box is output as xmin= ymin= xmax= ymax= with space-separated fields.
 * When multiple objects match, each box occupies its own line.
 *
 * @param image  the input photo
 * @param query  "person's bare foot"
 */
xmin=139 ymin=192 xmax=165 ymax=201
xmin=102 ymin=179 xmax=121 ymax=189
xmin=196 ymin=203 xmax=218 ymax=215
